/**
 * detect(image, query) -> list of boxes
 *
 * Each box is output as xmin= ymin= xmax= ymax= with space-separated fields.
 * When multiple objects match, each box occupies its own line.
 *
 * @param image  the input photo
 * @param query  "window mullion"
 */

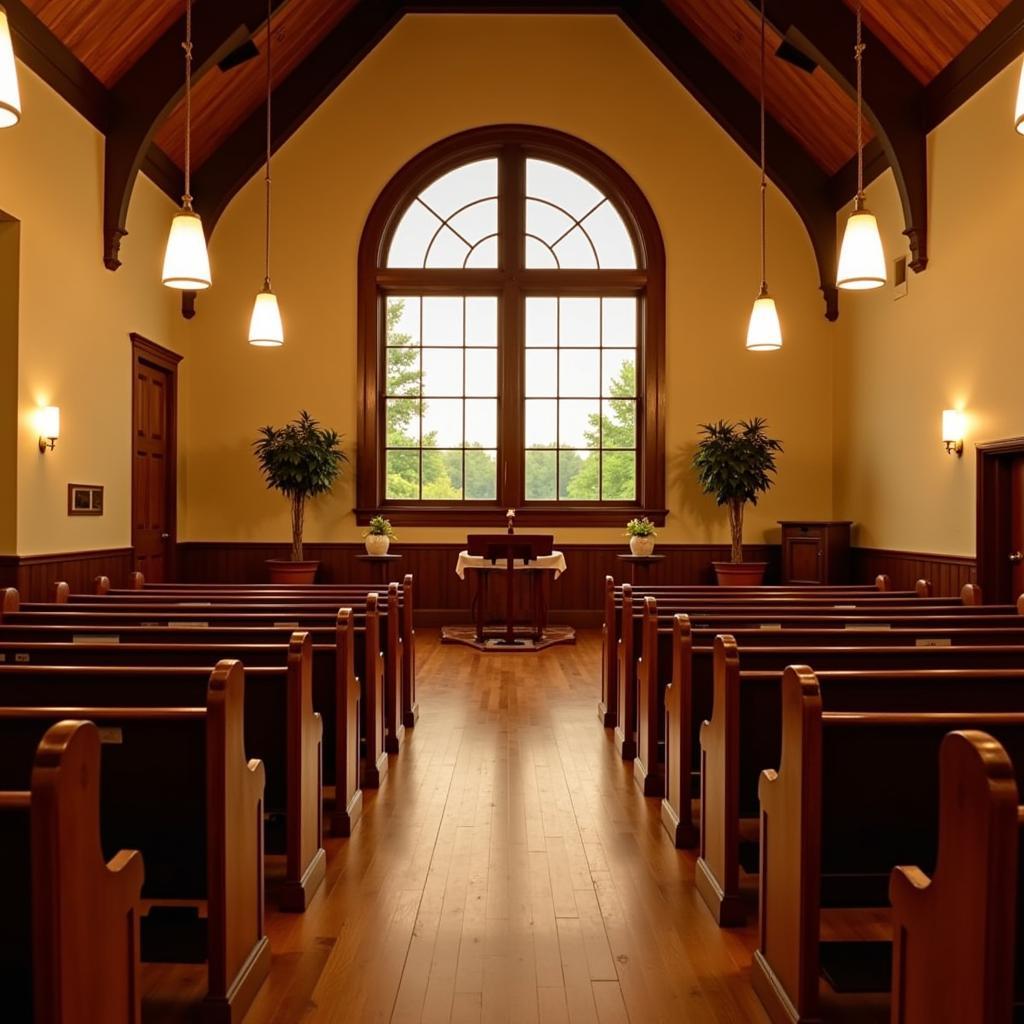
xmin=499 ymin=146 xmax=525 ymax=508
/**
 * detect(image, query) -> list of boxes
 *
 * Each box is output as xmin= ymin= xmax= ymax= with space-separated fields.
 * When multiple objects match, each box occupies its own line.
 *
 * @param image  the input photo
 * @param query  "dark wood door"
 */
xmin=131 ymin=336 xmax=181 ymax=583
xmin=786 ymin=537 xmax=823 ymax=584
xmin=1011 ymin=457 xmax=1024 ymax=598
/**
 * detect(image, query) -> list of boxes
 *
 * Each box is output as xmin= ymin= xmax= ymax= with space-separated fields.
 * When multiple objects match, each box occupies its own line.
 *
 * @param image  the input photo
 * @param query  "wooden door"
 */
xmin=1011 ymin=457 xmax=1024 ymax=598
xmin=131 ymin=336 xmax=181 ymax=583
xmin=786 ymin=537 xmax=823 ymax=584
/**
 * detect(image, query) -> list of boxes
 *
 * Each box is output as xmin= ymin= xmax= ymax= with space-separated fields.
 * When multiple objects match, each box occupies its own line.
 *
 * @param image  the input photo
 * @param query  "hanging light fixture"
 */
xmin=248 ymin=0 xmax=284 ymax=347
xmin=746 ymin=0 xmax=782 ymax=351
xmin=836 ymin=3 xmax=886 ymax=290
xmin=162 ymin=0 xmax=212 ymax=290
xmin=0 ymin=5 xmax=21 ymax=128
xmin=1014 ymin=59 xmax=1024 ymax=134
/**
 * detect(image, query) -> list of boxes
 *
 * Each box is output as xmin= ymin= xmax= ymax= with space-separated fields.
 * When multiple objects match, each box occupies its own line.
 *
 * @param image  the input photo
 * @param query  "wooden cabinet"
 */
xmin=779 ymin=521 xmax=852 ymax=585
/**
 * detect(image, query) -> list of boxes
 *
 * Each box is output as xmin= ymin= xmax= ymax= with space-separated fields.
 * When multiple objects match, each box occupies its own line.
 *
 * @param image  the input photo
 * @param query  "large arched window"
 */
xmin=357 ymin=126 xmax=665 ymax=526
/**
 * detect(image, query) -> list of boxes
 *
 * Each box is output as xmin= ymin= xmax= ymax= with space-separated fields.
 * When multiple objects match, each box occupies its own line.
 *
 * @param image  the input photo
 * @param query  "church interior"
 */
xmin=1 ymin=1 xmax=1024 ymax=1021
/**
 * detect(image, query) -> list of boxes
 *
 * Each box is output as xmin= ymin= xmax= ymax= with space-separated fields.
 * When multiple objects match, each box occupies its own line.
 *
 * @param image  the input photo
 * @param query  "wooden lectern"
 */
xmin=466 ymin=533 xmax=554 ymax=645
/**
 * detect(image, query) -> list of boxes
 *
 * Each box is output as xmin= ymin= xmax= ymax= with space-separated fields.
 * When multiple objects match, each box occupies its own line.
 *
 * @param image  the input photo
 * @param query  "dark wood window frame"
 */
xmin=356 ymin=125 xmax=666 ymax=528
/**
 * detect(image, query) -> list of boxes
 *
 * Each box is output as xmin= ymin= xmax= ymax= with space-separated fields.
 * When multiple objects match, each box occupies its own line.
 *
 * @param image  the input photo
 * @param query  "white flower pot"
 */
xmin=365 ymin=535 xmax=391 ymax=556
xmin=629 ymin=535 xmax=655 ymax=557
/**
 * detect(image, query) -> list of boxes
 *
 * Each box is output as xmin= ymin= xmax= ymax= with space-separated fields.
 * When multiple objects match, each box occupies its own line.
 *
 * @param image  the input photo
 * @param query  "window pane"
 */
xmin=526 ymin=198 xmax=574 ymax=251
xmin=526 ymin=297 xmax=558 ymax=347
xmin=525 ymin=449 xmax=556 ymax=500
xmin=602 ymin=451 xmax=636 ymax=500
xmin=559 ymin=399 xmax=599 ymax=448
xmin=465 ymin=297 xmax=497 ymax=345
xmin=525 ymin=236 xmax=558 ymax=268
xmin=585 ymin=201 xmax=637 ymax=269
xmin=386 ymin=296 xmax=419 ymax=345
xmin=552 ymin=226 xmax=597 ymax=269
xmin=425 ymin=227 xmax=470 ymax=268
xmin=386 ymin=202 xmax=438 ymax=268
xmin=465 ymin=236 xmax=498 ymax=268
xmin=525 ymin=350 xmax=557 ymax=397
xmin=386 ymin=450 xmax=419 ymax=498
xmin=448 ymin=199 xmax=497 ymax=246
xmin=560 ymin=298 xmax=600 ymax=346
xmin=465 ymin=449 xmax=497 ymax=500
xmin=601 ymin=398 xmax=635 ymax=448
xmin=559 ymin=450 xmax=597 ymax=500
xmin=465 ymin=399 xmax=497 ymax=448
xmin=386 ymin=348 xmax=421 ymax=396
xmin=386 ymin=399 xmax=420 ymax=446
xmin=525 ymin=399 xmax=557 ymax=447
xmin=422 ymin=349 xmax=463 ymax=396
xmin=602 ymin=298 xmax=637 ymax=346
xmin=419 ymin=159 xmax=497 ymax=220
xmin=422 ymin=449 xmax=463 ymax=499
xmin=602 ymin=350 xmax=635 ymax=396
xmin=422 ymin=297 xmax=463 ymax=346
xmin=465 ymin=349 xmax=497 ymax=396
xmin=527 ymin=159 xmax=603 ymax=220
xmin=559 ymin=350 xmax=600 ymax=398
xmin=422 ymin=398 xmax=463 ymax=448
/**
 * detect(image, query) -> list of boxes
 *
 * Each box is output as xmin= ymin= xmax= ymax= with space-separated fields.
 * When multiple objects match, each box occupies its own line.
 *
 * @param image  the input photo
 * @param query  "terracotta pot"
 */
xmin=629 ymin=535 xmax=655 ymax=557
xmin=364 ymin=535 xmax=391 ymax=556
xmin=266 ymin=559 xmax=319 ymax=584
xmin=712 ymin=561 xmax=767 ymax=586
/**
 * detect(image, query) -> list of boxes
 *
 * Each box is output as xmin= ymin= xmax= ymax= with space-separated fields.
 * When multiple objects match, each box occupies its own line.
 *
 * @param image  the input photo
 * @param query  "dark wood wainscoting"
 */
xmin=851 ymin=546 xmax=976 ymax=597
xmin=178 ymin=542 xmax=782 ymax=626
xmin=1 ymin=548 xmax=135 ymax=601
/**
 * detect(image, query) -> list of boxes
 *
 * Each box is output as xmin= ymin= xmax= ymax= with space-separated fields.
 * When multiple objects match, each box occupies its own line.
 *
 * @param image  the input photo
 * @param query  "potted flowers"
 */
xmin=253 ymin=411 xmax=348 ymax=584
xmin=626 ymin=516 xmax=657 ymax=556
xmin=363 ymin=515 xmax=396 ymax=555
xmin=692 ymin=417 xmax=783 ymax=586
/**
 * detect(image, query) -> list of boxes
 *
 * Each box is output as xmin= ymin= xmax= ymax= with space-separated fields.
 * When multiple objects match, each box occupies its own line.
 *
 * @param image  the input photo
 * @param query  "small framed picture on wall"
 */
xmin=67 ymin=483 xmax=104 ymax=516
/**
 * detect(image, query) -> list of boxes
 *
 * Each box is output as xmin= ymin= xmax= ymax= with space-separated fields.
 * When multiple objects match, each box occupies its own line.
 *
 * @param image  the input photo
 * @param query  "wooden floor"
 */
xmin=144 ymin=629 xmax=771 ymax=1023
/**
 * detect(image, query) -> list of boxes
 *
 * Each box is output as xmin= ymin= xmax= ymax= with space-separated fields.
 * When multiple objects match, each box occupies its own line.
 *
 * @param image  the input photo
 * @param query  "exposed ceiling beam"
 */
xmin=752 ymin=0 xmax=928 ymax=273
xmin=102 ymin=0 xmax=295 ymax=271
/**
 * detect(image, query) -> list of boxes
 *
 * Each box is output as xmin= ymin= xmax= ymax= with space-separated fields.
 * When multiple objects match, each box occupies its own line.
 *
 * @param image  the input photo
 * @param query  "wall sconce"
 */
xmin=942 ymin=408 xmax=964 ymax=457
xmin=37 ymin=405 xmax=60 ymax=452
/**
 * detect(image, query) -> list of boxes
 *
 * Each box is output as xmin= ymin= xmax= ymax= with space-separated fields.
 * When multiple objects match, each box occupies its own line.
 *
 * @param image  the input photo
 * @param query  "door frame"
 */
xmin=976 ymin=436 xmax=1024 ymax=603
xmin=130 ymin=333 xmax=182 ymax=582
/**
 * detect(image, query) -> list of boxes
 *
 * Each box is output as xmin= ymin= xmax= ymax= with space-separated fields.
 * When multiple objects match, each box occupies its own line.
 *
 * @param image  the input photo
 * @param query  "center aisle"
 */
xmin=242 ymin=629 xmax=769 ymax=1024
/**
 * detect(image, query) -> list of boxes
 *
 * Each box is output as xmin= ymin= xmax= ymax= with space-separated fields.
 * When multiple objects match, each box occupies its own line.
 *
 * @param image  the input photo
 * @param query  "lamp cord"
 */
xmin=759 ymin=0 xmax=767 ymax=290
xmin=182 ymin=0 xmax=192 ymax=207
xmin=855 ymin=2 xmax=865 ymax=200
xmin=264 ymin=0 xmax=272 ymax=288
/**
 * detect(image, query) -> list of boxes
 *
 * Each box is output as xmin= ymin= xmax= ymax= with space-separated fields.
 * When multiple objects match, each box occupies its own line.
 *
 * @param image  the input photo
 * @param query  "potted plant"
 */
xmin=364 ymin=515 xmax=396 ymax=556
xmin=253 ymin=411 xmax=348 ymax=584
xmin=625 ymin=516 xmax=657 ymax=556
xmin=692 ymin=417 xmax=783 ymax=586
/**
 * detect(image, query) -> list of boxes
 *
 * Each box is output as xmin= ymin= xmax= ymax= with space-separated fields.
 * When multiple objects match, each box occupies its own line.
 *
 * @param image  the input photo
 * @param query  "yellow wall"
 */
xmin=180 ymin=14 xmax=836 ymax=548
xmin=3 ymin=63 xmax=184 ymax=556
xmin=0 ymin=217 xmax=18 ymax=553
xmin=833 ymin=59 xmax=1024 ymax=557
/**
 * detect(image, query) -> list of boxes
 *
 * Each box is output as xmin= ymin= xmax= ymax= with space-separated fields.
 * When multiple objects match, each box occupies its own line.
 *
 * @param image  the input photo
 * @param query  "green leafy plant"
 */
xmin=364 ymin=515 xmax=396 ymax=539
xmin=625 ymin=516 xmax=657 ymax=538
xmin=692 ymin=417 xmax=783 ymax=563
xmin=253 ymin=411 xmax=348 ymax=562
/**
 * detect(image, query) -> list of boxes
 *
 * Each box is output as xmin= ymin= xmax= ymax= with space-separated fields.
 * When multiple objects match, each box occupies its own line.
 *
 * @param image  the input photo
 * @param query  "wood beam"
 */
xmin=102 ymin=0 xmax=293 ymax=271
xmin=753 ymin=0 xmax=928 ymax=273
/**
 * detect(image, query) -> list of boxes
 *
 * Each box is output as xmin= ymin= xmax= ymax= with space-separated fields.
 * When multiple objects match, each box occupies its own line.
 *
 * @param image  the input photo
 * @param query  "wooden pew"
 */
xmin=0 ymin=635 xmax=324 ymax=913
xmin=0 ymin=719 xmax=144 ymax=1023
xmin=889 ymin=730 xmax=1022 ymax=1024
xmin=697 ymin=638 xmax=1024 ymax=926
xmin=751 ymin=667 xmax=1024 ymax=1024
xmin=0 ymin=660 xmax=269 ymax=1023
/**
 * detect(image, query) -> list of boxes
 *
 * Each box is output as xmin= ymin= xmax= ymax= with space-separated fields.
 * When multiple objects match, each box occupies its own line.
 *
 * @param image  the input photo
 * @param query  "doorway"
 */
xmin=976 ymin=437 xmax=1024 ymax=603
xmin=131 ymin=334 xmax=181 ymax=583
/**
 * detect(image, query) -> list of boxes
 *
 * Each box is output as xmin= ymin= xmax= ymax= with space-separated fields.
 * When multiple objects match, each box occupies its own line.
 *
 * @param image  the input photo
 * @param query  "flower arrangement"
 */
xmin=364 ymin=515 xmax=396 ymax=539
xmin=625 ymin=517 xmax=657 ymax=538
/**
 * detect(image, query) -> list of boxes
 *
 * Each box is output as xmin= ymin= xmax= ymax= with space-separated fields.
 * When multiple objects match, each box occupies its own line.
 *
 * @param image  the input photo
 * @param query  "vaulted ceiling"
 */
xmin=8 ymin=0 xmax=1024 ymax=319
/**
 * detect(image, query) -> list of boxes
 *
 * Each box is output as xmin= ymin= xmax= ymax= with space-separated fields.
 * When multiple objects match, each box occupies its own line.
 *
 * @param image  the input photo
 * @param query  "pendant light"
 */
xmin=1014 ymin=58 xmax=1024 ymax=134
xmin=836 ymin=3 xmax=886 ymax=290
xmin=746 ymin=0 xmax=782 ymax=351
xmin=248 ymin=0 xmax=284 ymax=346
xmin=162 ymin=0 xmax=212 ymax=290
xmin=0 ymin=5 xmax=21 ymax=127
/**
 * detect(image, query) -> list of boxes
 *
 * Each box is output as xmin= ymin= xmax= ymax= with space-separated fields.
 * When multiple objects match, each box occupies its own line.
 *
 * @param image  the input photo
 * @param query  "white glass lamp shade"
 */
xmin=1015 ymin=60 xmax=1024 ymax=134
xmin=248 ymin=288 xmax=284 ymax=347
xmin=161 ymin=209 xmax=212 ymax=290
xmin=0 ymin=7 xmax=21 ymax=128
xmin=746 ymin=291 xmax=783 ymax=351
xmin=942 ymin=409 xmax=965 ymax=445
xmin=837 ymin=204 xmax=886 ymax=290
xmin=38 ymin=405 xmax=59 ymax=441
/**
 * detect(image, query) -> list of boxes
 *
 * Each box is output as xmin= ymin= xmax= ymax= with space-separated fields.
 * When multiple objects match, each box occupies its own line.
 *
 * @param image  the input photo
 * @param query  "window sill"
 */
xmin=355 ymin=506 xmax=668 ymax=528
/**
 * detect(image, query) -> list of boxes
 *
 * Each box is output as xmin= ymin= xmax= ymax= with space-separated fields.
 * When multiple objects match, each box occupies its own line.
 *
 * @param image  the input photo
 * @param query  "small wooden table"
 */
xmin=616 ymin=553 xmax=666 ymax=586
xmin=355 ymin=553 xmax=404 ymax=585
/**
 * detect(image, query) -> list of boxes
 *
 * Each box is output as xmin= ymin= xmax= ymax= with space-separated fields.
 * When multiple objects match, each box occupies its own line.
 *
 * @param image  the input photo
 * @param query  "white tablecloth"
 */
xmin=455 ymin=550 xmax=567 ymax=580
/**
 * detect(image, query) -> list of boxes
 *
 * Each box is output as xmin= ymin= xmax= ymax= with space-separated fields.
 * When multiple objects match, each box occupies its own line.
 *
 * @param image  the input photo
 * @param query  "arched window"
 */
xmin=357 ymin=125 xmax=665 ymax=526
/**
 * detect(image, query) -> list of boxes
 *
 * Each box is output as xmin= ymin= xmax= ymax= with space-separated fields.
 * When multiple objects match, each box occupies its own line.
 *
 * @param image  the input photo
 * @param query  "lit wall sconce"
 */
xmin=942 ymin=408 xmax=965 ymax=457
xmin=37 ymin=405 xmax=60 ymax=452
